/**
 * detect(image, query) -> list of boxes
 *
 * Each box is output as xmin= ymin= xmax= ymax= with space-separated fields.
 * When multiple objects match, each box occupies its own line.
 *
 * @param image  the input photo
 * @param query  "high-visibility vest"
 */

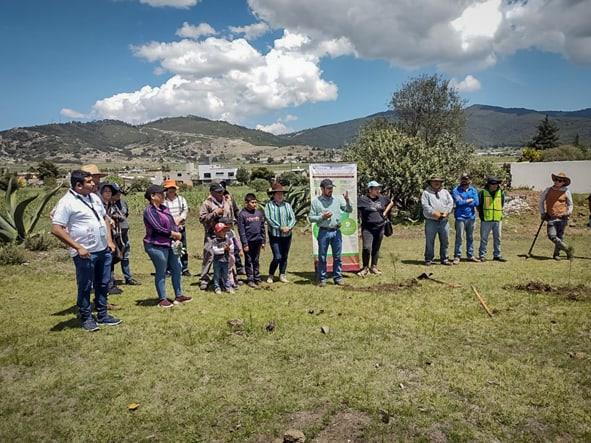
xmin=482 ymin=189 xmax=503 ymax=221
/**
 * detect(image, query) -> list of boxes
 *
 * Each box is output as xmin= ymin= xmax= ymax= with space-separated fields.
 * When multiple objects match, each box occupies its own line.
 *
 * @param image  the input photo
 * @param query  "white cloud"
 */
xmin=60 ymin=108 xmax=87 ymax=119
xmin=248 ymin=0 xmax=591 ymax=72
xmin=228 ymin=22 xmax=270 ymax=41
xmin=283 ymin=114 xmax=298 ymax=122
xmin=176 ymin=22 xmax=216 ymax=39
xmin=139 ymin=0 xmax=199 ymax=8
xmin=450 ymin=75 xmax=481 ymax=93
xmin=91 ymin=31 xmax=338 ymax=124
xmin=256 ymin=121 xmax=291 ymax=135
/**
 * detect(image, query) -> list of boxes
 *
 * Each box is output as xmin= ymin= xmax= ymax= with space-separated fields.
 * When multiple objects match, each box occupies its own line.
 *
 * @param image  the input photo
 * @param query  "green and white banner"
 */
xmin=309 ymin=163 xmax=360 ymax=272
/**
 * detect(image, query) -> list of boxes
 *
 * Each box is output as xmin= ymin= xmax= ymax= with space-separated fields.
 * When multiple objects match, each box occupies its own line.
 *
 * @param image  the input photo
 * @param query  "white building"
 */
xmin=197 ymin=164 xmax=238 ymax=183
xmin=510 ymin=160 xmax=591 ymax=193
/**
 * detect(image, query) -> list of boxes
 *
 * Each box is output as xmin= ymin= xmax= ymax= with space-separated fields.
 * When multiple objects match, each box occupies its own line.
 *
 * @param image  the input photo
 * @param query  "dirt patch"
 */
xmin=342 ymin=279 xmax=420 ymax=293
xmin=313 ymin=410 xmax=371 ymax=443
xmin=506 ymin=281 xmax=591 ymax=301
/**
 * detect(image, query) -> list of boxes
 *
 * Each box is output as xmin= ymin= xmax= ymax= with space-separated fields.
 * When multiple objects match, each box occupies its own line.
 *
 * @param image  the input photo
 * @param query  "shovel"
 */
xmin=525 ymin=219 xmax=545 ymax=259
xmin=417 ymin=272 xmax=462 ymax=288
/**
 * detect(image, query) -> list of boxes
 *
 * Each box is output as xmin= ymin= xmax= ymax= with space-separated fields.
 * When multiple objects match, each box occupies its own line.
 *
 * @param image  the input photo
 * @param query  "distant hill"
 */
xmin=1 ymin=105 xmax=590 ymax=163
xmin=282 ymin=105 xmax=591 ymax=148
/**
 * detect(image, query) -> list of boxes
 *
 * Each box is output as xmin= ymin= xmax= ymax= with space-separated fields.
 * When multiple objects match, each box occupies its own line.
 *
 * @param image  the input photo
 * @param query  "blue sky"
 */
xmin=1 ymin=0 xmax=590 ymax=132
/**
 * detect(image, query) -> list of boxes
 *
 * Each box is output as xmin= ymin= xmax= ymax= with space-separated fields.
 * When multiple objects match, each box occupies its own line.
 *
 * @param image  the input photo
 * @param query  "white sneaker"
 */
xmin=266 ymin=276 xmax=274 ymax=284
xmin=279 ymin=274 xmax=289 ymax=283
xmin=214 ymin=288 xmax=222 ymax=295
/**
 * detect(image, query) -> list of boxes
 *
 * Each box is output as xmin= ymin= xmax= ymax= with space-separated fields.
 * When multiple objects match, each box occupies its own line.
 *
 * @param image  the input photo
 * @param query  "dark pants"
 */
xmin=269 ymin=234 xmax=292 ymax=276
xmin=73 ymin=248 xmax=112 ymax=322
xmin=547 ymin=218 xmax=569 ymax=256
xmin=180 ymin=228 xmax=189 ymax=273
xmin=244 ymin=240 xmax=263 ymax=282
xmin=361 ymin=226 xmax=384 ymax=268
xmin=120 ymin=229 xmax=133 ymax=282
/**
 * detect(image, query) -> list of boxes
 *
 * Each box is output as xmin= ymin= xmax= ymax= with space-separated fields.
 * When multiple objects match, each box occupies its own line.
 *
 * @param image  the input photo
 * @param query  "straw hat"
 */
xmin=551 ymin=172 xmax=571 ymax=186
xmin=81 ymin=164 xmax=107 ymax=177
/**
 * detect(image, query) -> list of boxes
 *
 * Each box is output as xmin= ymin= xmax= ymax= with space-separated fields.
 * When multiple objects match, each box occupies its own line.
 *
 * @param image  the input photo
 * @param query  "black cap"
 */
xmin=144 ymin=184 xmax=165 ymax=201
xmin=209 ymin=183 xmax=224 ymax=193
xmin=486 ymin=176 xmax=501 ymax=184
xmin=320 ymin=178 xmax=334 ymax=188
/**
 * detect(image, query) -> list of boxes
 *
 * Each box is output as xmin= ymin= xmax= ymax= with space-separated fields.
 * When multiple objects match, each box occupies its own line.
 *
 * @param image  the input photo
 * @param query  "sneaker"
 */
xmin=369 ymin=266 xmax=382 ymax=275
xmin=247 ymin=281 xmax=258 ymax=288
xmin=493 ymin=256 xmax=507 ymax=262
xmin=109 ymin=286 xmax=123 ymax=295
xmin=266 ymin=276 xmax=274 ymax=284
xmin=318 ymin=281 xmax=327 ymax=288
xmin=334 ymin=279 xmax=345 ymax=286
xmin=182 ymin=270 xmax=192 ymax=277
xmin=441 ymin=259 xmax=452 ymax=266
xmin=199 ymin=281 xmax=209 ymax=291
xmin=479 ymin=257 xmax=486 ymax=262
xmin=425 ymin=261 xmax=433 ymax=266
xmin=553 ymin=255 xmax=561 ymax=261
xmin=237 ymin=280 xmax=244 ymax=286
xmin=158 ymin=299 xmax=174 ymax=308
xmin=227 ymin=287 xmax=235 ymax=294
xmin=214 ymin=288 xmax=222 ymax=295
xmin=97 ymin=315 xmax=122 ymax=326
xmin=174 ymin=295 xmax=193 ymax=304
xmin=279 ymin=274 xmax=289 ymax=283
xmin=566 ymin=246 xmax=575 ymax=261
xmin=452 ymin=257 xmax=461 ymax=265
xmin=125 ymin=278 xmax=142 ymax=285
xmin=468 ymin=256 xmax=480 ymax=263
xmin=81 ymin=318 xmax=99 ymax=332
xmin=357 ymin=267 xmax=370 ymax=278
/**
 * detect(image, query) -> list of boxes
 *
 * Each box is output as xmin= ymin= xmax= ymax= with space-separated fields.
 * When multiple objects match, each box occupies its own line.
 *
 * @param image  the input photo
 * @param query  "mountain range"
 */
xmin=1 ymin=104 xmax=590 ymax=164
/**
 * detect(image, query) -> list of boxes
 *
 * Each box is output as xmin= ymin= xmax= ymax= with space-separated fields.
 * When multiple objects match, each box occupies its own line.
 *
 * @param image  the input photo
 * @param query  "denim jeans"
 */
xmin=479 ymin=221 xmax=502 ymax=258
xmin=424 ymin=218 xmax=449 ymax=263
xmin=454 ymin=218 xmax=476 ymax=258
xmin=144 ymin=243 xmax=182 ymax=300
xmin=317 ymin=229 xmax=343 ymax=283
xmin=547 ymin=218 xmax=569 ymax=256
xmin=120 ymin=229 xmax=132 ymax=282
xmin=269 ymin=234 xmax=292 ymax=276
xmin=73 ymin=248 xmax=112 ymax=321
xmin=213 ymin=259 xmax=229 ymax=290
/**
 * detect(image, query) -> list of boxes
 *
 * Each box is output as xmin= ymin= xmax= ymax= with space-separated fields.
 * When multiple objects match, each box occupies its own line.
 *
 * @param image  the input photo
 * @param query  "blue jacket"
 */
xmin=452 ymin=185 xmax=479 ymax=220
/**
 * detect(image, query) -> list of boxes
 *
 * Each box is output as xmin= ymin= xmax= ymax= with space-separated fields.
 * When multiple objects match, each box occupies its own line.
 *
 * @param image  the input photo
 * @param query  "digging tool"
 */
xmin=525 ymin=219 xmax=545 ymax=259
xmin=417 ymin=272 xmax=462 ymax=288
xmin=471 ymin=285 xmax=494 ymax=317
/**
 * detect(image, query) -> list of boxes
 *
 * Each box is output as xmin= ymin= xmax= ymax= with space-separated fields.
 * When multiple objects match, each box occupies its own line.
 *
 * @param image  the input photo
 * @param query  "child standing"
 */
xmin=237 ymin=193 xmax=266 ymax=288
xmin=211 ymin=222 xmax=235 ymax=294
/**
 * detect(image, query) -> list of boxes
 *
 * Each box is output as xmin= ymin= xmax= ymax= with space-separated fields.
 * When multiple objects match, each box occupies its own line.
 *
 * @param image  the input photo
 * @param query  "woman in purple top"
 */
xmin=143 ymin=184 xmax=192 ymax=308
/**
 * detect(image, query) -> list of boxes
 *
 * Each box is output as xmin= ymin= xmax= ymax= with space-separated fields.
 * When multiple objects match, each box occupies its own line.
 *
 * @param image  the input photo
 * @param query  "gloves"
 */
xmin=560 ymin=215 xmax=570 ymax=221
xmin=541 ymin=213 xmax=549 ymax=221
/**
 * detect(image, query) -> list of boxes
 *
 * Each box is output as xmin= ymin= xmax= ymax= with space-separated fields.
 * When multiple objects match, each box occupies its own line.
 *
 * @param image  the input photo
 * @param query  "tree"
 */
xmin=529 ymin=115 xmax=559 ymax=150
xmin=389 ymin=74 xmax=466 ymax=146
xmin=278 ymin=171 xmax=307 ymax=187
xmin=236 ymin=167 xmax=250 ymax=184
xmin=36 ymin=160 xmax=60 ymax=181
xmin=250 ymin=167 xmax=275 ymax=183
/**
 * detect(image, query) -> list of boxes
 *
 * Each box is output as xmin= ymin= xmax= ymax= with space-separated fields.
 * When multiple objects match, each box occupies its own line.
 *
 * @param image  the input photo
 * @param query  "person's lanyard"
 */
xmin=70 ymin=190 xmax=102 ymax=223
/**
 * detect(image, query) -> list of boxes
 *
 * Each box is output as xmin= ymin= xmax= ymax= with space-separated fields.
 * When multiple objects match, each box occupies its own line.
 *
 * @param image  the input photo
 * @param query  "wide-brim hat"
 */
xmin=163 ymin=179 xmax=178 ymax=190
xmin=99 ymin=182 xmax=121 ymax=195
xmin=209 ymin=182 xmax=224 ymax=193
xmin=486 ymin=176 xmax=502 ymax=185
xmin=551 ymin=172 xmax=571 ymax=186
xmin=267 ymin=182 xmax=288 ymax=195
xmin=81 ymin=164 xmax=107 ymax=178
xmin=428 ymin=176 xmax=444 ymax=183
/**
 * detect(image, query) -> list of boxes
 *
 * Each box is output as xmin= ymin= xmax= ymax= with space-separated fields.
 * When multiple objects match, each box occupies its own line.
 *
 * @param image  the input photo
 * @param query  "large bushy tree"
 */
xmin=389 ymin=74 xmax=466 ymax=146
xmin=529 ymin=115 xmax=560 ymax=150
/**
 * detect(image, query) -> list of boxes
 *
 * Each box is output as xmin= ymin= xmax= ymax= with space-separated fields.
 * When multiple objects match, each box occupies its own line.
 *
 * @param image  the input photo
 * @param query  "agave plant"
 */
xmin=0 ymin=178 xmax=62 ymax=244
xmin=284 ymin=185 xmax=310 ymax=221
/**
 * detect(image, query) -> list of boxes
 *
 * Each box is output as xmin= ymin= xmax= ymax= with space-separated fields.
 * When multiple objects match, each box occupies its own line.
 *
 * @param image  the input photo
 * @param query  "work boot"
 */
xmin=493 ymin=256 xmax=507 ymax=262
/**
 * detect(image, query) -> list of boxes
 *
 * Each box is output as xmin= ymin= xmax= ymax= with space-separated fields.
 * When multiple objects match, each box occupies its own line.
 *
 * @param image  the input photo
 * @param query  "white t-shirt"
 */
xmin=52 ymin=190 xmax=108 ymax=257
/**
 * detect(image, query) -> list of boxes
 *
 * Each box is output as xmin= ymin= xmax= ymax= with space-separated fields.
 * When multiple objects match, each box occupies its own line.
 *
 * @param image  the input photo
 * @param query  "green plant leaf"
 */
xmin=13 ymin=195 xmax=39 ymax=242
xmin=25 ymin=183 xmax=62 ymax=234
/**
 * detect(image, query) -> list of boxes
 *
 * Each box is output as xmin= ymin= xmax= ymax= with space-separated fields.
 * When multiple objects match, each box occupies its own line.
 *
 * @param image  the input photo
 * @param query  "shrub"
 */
xmin=541 ymin=146 xmax=590 ymax=162
xmin=519 ymin=147 xmax=542 ymax=162
xmin=128 ymin=177 xmax=153 ymax=193
xmin=250 ymin=167 xmax=275 ymax=183
xmin=278 ymin=171 xmax=307 ymax=187
xmin=250 ymin=178 xmax=271 ymax=192
xmin=0 ymin=243 xmax=27 ymax=266
xmin=25 ymin=233 xmax=58 ymax=251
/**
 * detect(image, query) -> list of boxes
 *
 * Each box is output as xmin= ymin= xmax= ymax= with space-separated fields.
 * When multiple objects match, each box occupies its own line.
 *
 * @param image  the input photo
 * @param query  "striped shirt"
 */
xmin=163 ymin=195 xmax=188 ymax=221
xmin=264 ymin=200 xmax=296 ymax=238
xmin=143 ymin=204 xmax=179 ymax=247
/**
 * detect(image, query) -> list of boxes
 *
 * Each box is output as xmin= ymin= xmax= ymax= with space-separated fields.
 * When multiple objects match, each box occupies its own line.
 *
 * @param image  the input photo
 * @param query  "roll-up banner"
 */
xmin=309 ymin=163 xmax=360 ymax=272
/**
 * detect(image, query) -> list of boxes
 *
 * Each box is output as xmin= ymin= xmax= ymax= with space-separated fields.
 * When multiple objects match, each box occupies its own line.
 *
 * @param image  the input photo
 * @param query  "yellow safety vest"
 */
xmin=482 ymin=189 xmax=503 ymax=221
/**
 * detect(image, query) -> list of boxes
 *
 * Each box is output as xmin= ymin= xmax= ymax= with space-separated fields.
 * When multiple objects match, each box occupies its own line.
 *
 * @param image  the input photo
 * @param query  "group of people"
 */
xmin=50 ymin=163 xmax=579 ymax=332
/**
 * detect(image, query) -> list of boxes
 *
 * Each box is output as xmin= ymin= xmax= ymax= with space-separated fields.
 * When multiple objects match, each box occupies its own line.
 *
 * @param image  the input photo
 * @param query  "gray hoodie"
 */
xmin=421 ymin=186 xmax=454 ymax=220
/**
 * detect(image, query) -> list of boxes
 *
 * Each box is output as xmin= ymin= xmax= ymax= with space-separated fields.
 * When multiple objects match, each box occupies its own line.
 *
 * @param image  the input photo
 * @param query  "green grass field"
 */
xmin=0 ymin=193 xmax=590 ymax=441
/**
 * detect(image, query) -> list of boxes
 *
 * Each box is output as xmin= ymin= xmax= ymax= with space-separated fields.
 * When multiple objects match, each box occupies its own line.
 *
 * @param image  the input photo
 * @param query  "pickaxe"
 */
xmin=417 ymin=272 xmax=462 ymax=288
xmin=525 ymin=219 xmax=545 ymax=259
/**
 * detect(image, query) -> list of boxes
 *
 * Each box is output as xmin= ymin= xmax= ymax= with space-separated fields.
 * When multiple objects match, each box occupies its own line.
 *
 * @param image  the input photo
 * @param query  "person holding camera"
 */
xmin=539 ymin=172 xmax=574 ymax=260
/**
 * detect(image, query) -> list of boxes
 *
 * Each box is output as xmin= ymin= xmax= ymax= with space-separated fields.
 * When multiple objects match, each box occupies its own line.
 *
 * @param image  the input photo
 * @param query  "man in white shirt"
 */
xmin=162 ymin=179 xmax=190 ymax=275
xmin=51 ymin=170 xmax=121 ymax=332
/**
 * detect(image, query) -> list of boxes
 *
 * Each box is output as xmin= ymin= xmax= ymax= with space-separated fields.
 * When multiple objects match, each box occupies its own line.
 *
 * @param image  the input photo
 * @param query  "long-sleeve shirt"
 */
xmin=539 ymin=186 xmax=573 ymax=217
xmin=143 ymin=204 xmax=178 ymax=247
xmin=421 ymin=187 xmax=454 ymax=220
xmin=199 ymin=195 xmax=233 ymax=237
xmin=264 ymin=200 xmax=296 ymax=238
xmin=237 ymin=208 xmax=266 ymax=244
xmin=452 ymin=185 xmax=479 ymax=220
xmin=210 ymin=234 xmax=234 ymax=262
xmin=308 ymin=195 xmax=353 ymax=229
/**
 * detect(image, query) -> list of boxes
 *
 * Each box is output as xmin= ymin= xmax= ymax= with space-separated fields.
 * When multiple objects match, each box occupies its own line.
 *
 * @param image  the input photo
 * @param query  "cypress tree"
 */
xmin=529 ymin=115 xmax=560 ymax=150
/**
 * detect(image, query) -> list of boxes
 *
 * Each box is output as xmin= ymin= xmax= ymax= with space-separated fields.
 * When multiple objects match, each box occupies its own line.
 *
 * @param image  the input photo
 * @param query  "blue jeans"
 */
xmin=73 ymin=248 xmax=112 ymax=321
xmin=213 ymin=259 xmax=229 ymax=290
xmin=144 ymin=243 xmax=182 ymax=300
xmin=547 ymin=218 xmax=568 ymax=256
xmin=454 ymin=218 xmax=476 ymax=258
xmin=269 ymin=234 xmax=292 ymax=276
xmin=479 ymin=221 xmax=502 ymax=258
xmin=424 ymin=218 xmax=449 ymax=263
xmin=317 ymin=229 xmax=343 ymax=283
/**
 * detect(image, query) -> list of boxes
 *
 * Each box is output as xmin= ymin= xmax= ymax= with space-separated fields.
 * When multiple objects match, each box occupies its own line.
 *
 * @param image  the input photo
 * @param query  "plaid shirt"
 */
xmin=163 ymin=195 xmax=188 ymax=221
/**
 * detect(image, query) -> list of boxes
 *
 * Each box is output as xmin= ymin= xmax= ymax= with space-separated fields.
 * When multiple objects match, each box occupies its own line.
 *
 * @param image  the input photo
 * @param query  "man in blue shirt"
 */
xmin=308 ymin=179 xmax=352 ymax=287
xmin=452 ymin=173 xmax=479 ymax=264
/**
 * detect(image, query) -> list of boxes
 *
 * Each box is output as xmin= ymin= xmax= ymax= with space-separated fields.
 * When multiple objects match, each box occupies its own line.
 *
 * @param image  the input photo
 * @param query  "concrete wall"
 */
xmin=510 ymin=160 xmax=591 ymax=193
